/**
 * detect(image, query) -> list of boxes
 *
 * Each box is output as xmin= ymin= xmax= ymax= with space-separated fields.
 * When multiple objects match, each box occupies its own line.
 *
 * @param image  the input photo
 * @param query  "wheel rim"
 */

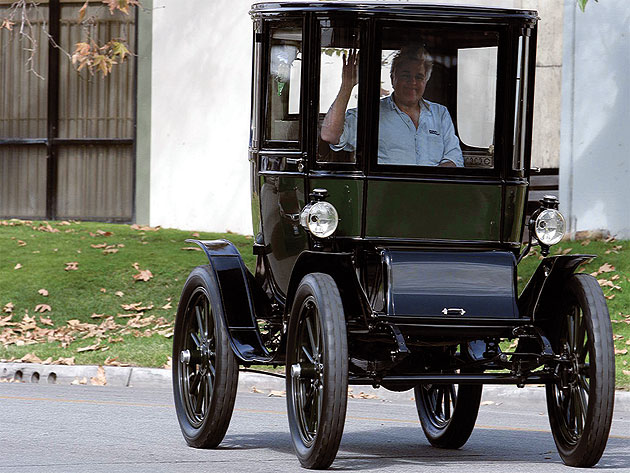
xmin=178 ymin=287 xmax=216 ymax=428
xmin=551 ymin=303 xmax=591 ymax=446
xmin=290 ymin=296 xmax=323 ymax=447
xmin=420 ymin=383 xmax=457 ymax=429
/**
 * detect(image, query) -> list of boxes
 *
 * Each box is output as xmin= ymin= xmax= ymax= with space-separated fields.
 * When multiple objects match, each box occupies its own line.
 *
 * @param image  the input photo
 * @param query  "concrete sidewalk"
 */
xmin=1 ymin=362 xmax=629 ymax=411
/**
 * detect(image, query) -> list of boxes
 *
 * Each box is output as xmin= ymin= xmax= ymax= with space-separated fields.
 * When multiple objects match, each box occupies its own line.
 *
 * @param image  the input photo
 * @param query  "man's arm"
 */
xmin=321 ymin=50 xmax=358 ymax=145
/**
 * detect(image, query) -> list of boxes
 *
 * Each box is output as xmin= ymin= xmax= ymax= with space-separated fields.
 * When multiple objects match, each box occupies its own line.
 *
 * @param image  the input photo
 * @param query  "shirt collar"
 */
xmin=386 ymin=94 xmax=432 ymax=114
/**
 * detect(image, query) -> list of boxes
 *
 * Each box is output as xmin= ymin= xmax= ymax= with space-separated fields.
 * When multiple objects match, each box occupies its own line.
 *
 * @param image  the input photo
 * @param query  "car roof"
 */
xmin=250 ymin=2 xmax=538 ymax=20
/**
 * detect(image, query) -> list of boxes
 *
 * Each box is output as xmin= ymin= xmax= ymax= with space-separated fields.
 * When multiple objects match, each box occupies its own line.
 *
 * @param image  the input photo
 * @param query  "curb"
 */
xmin=1 ymin=362 xmax=629 ymax=411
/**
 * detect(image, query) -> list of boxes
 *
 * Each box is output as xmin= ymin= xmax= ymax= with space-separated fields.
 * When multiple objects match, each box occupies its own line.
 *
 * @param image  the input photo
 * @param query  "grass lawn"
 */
xmin=1 ymin=219 xmax=628 ymax=388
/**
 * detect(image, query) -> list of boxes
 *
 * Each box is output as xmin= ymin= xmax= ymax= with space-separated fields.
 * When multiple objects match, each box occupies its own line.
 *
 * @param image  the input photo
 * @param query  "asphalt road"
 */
xmin=0 ymin=383 xmax=629 ymax=473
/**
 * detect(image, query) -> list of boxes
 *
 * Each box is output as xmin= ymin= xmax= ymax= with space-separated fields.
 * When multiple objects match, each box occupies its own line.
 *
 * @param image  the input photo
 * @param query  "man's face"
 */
xmin=391 ymin=59 xmax=427 ymax=106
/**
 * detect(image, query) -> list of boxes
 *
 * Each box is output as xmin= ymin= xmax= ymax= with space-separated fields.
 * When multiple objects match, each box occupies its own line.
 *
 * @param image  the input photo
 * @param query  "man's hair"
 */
xmin=391 ymin=44 xmax=434 ymax=81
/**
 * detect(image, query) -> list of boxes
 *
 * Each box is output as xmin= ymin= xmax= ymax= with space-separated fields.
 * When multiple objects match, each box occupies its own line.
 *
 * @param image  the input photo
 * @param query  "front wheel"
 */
xmin=172 ymin=266 xmax=239 ymax=448
xmin=414 ymin=381 xmax=482 ymax=448
xmin=286 ymin=273 xmax=348 ymax=469
xmin=546 ymin=274 xmax=615 ymax=467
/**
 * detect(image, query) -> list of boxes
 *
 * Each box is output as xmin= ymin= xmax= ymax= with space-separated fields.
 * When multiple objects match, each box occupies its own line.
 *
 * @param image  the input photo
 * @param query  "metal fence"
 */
xmin=0 ymin=0 xmax=136 ymax=221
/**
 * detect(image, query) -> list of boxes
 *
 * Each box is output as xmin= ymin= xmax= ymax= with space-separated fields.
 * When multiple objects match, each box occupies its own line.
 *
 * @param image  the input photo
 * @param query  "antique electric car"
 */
xmin=172 ymin=2 xmax=615 ymax=469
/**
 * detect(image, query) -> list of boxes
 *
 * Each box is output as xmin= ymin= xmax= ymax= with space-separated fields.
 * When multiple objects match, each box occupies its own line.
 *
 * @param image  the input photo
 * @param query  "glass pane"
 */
xmin=318 ymin=24 xmax=359 ymax=163
xmin=266 ymin=26 xmax=302 ymax=143
xmin=457 ymin=47 xmax=497 ymax=148
xmin=377 ymin=26 xmax=498 ymax=169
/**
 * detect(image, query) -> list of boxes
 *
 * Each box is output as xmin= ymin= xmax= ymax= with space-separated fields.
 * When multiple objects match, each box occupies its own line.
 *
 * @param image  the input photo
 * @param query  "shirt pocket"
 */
xmin=426 ymin=134 xmax=445 ymax=164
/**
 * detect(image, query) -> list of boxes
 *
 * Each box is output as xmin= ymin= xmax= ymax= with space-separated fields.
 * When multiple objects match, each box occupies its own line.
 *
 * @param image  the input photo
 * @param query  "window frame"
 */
xmin=261 ymin=18 xmax=306 ymax=150
xmin=367 ymin=19 xmax=513 ymax=180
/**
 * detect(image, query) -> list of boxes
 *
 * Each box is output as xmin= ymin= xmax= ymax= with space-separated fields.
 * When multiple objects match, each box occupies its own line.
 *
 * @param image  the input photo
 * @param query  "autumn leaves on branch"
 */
xmin=1 ymin=0 xmax=140 ymax=77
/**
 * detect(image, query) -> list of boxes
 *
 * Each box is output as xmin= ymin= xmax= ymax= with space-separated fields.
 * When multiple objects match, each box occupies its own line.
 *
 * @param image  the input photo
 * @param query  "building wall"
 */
xmin=148 ymin=0 xmax=254 ymax=234
xmin=145 ymin=0 xmax=564 ymax=234
xmin=560 ymin=0 xmax=630 ymax=238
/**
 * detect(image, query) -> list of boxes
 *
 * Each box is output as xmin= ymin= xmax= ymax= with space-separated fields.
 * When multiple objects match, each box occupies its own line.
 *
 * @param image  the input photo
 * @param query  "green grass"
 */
xmin=0 ymin=219 xmax=255 ymax=368
xmin=1 ymin=219 xmax=628 ymax=388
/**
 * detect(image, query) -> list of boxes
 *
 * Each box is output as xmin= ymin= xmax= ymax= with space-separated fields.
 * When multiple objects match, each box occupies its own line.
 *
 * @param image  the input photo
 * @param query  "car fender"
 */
xmin=285 ymin=251 xmax=372 ymax=326
xmin=186 ymin=239 xmax=274 ymax=363
xmin=518 ymin=254 xmax=595 ymax=322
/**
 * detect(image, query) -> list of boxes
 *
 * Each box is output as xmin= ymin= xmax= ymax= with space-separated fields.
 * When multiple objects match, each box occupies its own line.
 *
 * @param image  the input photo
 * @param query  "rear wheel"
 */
xmin=173 ymin=266 xmax=239 ymax=448
xmin=286 ymin=273 xmax=348 ymax=469
xmin=546 ymin=274 xmax=614 ymax=467
xmin=414 ymin=381 xmax=482 ymax=448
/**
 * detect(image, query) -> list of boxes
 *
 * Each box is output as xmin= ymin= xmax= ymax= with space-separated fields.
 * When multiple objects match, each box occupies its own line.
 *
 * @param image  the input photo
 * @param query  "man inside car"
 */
xmin=320 ymin=45 xmax=463 ymax=167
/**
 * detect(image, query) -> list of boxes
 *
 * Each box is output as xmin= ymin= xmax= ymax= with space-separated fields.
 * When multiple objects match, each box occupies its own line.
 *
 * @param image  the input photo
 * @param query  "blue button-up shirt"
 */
xmin=331 ymin=96 xmax=464 ymax=167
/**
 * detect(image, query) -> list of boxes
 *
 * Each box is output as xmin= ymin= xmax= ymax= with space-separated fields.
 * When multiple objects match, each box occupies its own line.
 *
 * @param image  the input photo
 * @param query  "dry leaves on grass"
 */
xmin=250 ymin=386 xmax=264 ymax=394
xmin=605 ymin=245 xmax=623 ymax=255
xmin=3 ymin=302 xmax=14 ymax=314
xmin=38 ymin=289 xmax=49 ymax=297
xmin=77 ymin=340 xmax=109 ymax=353
xmin=115 ymin=291 xmax=124 ymax=297
xmin=130 ymin=224 xmax=160 ymax=231
xmin=105 ymin=356 xmax=130 ymax=367
xmin=615 ymin=348 xmax=628 ymax=356
xmin=34 ymin=222 xmax=59 ymax=233
xmin=34 ymin=304 xmax=51 ymax=313
xmin=162 ymin=356 xmax=172 ymax=369
xmin=590 ymin=263 xmax=615 ymax=277
xmin=121 ymin=302 xmax=153 ymax=312
xmin=14 ymin=263 xmax=22 ymax=270
xmin=132 ymin=263 xmax=153 ymax=282
xmin=65 ymin=261 xmax=79 ymax=271
xmin=39 ymin=316 xmax=53 ymax=326
xmin=17 ymin=240 xmax=27 ymax=247
xmin=623 ymin=370 xmax=630 ymax=376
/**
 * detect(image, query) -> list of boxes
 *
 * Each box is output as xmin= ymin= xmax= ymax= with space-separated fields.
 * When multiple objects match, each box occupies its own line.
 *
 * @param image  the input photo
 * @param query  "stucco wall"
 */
xmin=560 ymin=0 xmax=630 ymax=238
xmin=147 ymin=0 xmax=563 ymax=234
xmin=149 ymin=0 xmax=254 ymax=234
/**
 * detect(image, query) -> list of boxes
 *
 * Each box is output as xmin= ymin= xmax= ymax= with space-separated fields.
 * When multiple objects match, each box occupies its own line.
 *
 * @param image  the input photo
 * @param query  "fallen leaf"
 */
xmin=105 ymin=356 xmax=130 ymax=367
xmin=562 ymin=248 xmax=572 ymax=255
xmin=90 ymin=243 xmax=107 ymax=249
xmin=622 ymin=370 xmax=630 ymax=376
xmin=77 ymin=341 xmax=105 ymax=352
xmin=131 ymin=263 xmax=153 ymax=282
xmin=130 ymin=224 xmax=160 ymax=231
xmin=52 ymin=357 xmax=75 ymax=365
xmin=3 ymin=302 xmax=14 ymax=313
xmin=121 ymin=302 xmax=153 ymax=312
xmin=251 ymin=386 xmax=264 ymax=394
xmin=100 ymin=288 xmax=107 ymax=293
xmin=358 ymin=392 xmax=379 ymax=399
xmin=65 ymin=261 xmax=79 ymax=271
xmin=71 ymin=377 xmax=88 ymax=385
xmin=34 ymin=304 xmax=51 ymax=313
xmin=90 ymin=366 xmax=107 ymax=386
xmin=17 ymin=240 xmax=27 ymax=247
xmin=481 ymin=400 xmax=495 ymax=406
xmin=191 ymin=232 xmax=200 ymax=237
xmin=39 ymin=316 xmax=53 ymax=326
xmin=14 ymin=263 xmax=22 ymax=270
xmin=598 ymin=263 xmax=615 ymax=274
xmin=268 ymin=390 xmax=286 ymax=397
xmin=162 ymin=356 xmax=172 ymax=369
xmin=161 ymin=302 xmax=172 ymax=310
xmin=605 ymin=294 xmax=616 ymax=300
xmin=91 ymin=313 xmax=106 ymax=319
xmin=115 ymin=291 xmax=124 ymax=297
xmin=20 ymin=353 xmax=43 ymax=364
xmin=615 ymin=348 xmax=628 ymax=355
xmin=38 ymin=289 xmax=49 ymax=297
xmin=41 ymin=357 xmax=52 ymax=365
xmin=103 ymin=247 xmax=119 ymax=255
xmin=78 ymin=0 xmax=88 ymax=22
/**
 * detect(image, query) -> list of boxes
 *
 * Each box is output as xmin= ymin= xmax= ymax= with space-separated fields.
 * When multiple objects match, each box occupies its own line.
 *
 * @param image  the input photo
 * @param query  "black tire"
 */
xmin=545 ymin=274 xmax=615 ymax=467
xmin=173 ymin=266 xmax=239 ymax=448
xmin=414 ymin=381 xmax=482 ymax=448
xmin=286 ymin=273 xmax=348 ymax=469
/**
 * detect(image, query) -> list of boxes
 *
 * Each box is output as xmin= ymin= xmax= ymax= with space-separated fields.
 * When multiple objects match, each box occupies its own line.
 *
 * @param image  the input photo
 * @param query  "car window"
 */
xmin=376 ymin=26 xmax=499 ymax=170
xmin=266 ymin=25 xmax=303 ymax=145
xmin=317 ymin=22 xmax=360 ymax=164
